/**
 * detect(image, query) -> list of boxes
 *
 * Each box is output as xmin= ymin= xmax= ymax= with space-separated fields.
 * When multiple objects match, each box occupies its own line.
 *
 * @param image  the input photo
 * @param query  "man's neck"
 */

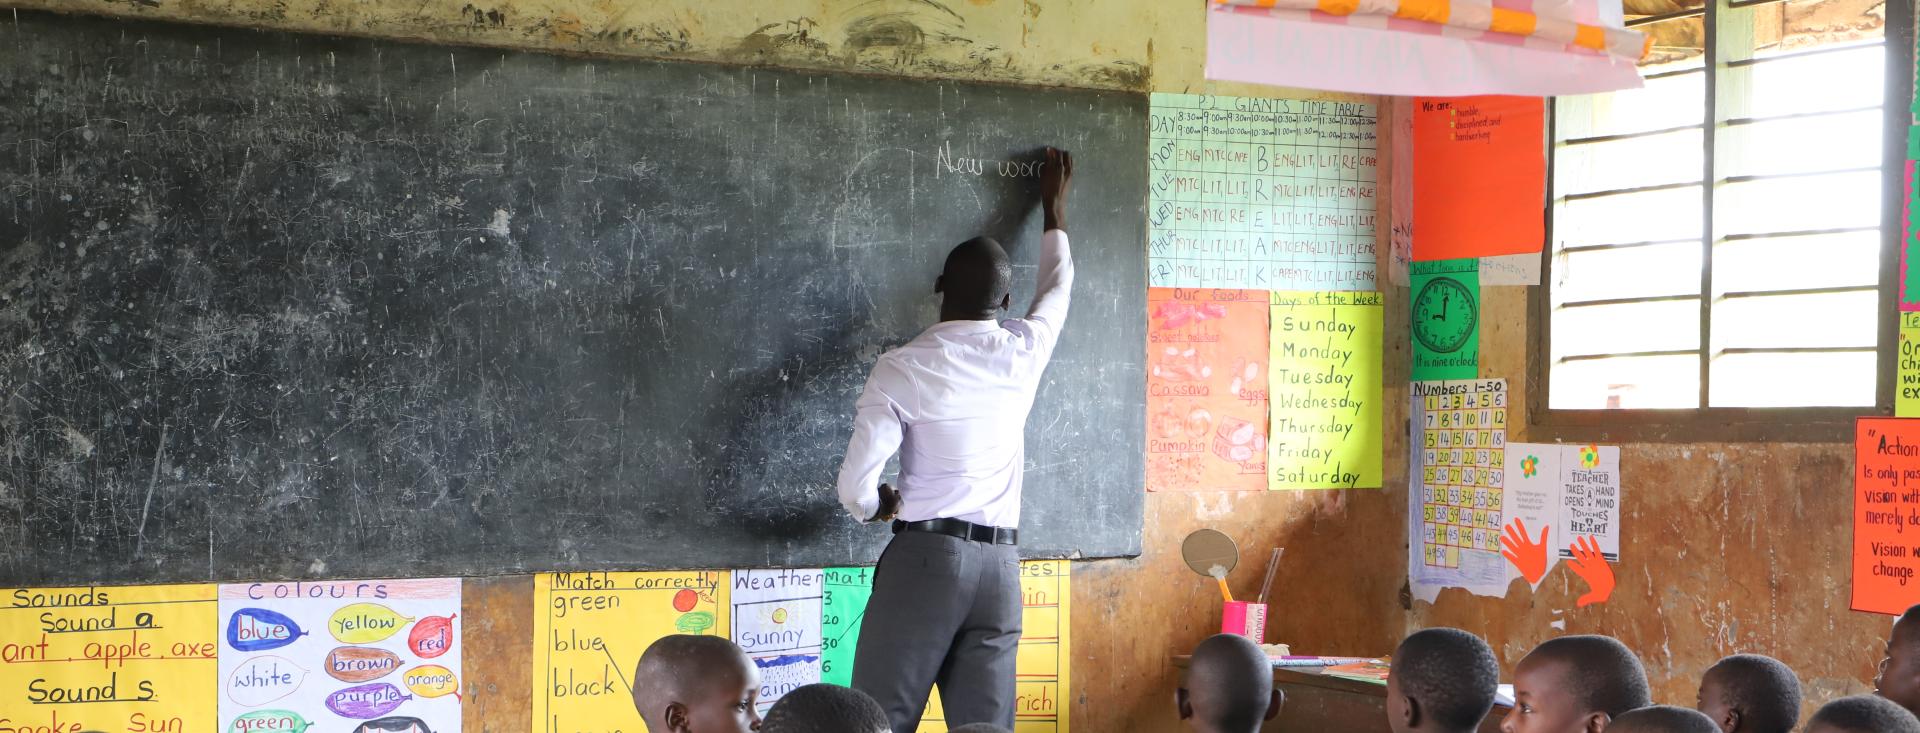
xmin=939 ymin=310 xmax=998 ymax=323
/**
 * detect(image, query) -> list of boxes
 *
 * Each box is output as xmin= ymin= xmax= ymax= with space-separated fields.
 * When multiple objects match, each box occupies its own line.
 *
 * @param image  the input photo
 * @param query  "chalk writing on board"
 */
xmin=1148 ymin=93 xmax=1380 ymax=291
xmin=1146 ymin=288 xmax=1270 ymax=492
xmin=533 ymin=571 xmax=730 ymax=731
xmin=218 ymin=579 xmax=462 ymax=732
xmin=1267 ymin=290 xmax=1383 ymax=490
xmin=0 ymin=584 xmax=219 ymax=733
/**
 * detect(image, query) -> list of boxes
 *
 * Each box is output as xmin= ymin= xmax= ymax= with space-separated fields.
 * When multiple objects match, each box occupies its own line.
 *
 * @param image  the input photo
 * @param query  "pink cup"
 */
xmin=1221 ymin=601 xmax=1268 ymax=642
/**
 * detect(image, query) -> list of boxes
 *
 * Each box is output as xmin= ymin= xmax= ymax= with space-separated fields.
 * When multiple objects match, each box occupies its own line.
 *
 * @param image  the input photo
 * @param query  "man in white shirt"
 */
xmin=836 ymin=147 xmax=1075 ymax=732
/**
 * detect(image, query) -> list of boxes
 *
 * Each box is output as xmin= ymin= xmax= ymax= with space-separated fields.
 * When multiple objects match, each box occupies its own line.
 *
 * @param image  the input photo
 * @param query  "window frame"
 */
xmin=1527 ymin=0 xmax=1912 ymax=443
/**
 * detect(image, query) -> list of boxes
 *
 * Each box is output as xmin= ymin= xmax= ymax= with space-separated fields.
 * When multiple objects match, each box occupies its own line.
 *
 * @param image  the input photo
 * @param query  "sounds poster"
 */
xmin=1146 ymin=287 xmax=1271 ymax=492
xmin=218 ymin=579 xmax=462 ymax=733
xmin=0 ymin=583 xmax=219 ymax=733
xmin=532 ymin=571 xmax=730 ymax=731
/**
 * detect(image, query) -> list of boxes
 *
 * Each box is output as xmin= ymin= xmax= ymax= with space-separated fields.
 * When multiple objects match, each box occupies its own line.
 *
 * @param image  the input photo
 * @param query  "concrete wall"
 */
xmin=4 ymin=1 xmax=1403 ymax=730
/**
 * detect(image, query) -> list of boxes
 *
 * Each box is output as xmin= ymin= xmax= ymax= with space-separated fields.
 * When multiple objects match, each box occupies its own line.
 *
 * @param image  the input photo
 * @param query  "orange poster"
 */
xmin=1411 ymin=95 xmax=1545 ymax=261
xmin=1146 ymin=288 xmax=1270 ymax=492
xmin=1855 ymin=418 xmax=1920 ymax=614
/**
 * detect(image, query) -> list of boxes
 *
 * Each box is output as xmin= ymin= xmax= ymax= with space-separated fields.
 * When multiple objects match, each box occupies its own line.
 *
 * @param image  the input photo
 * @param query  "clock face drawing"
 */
xmin=1413 ymin=276 xmax=1476 ymax=354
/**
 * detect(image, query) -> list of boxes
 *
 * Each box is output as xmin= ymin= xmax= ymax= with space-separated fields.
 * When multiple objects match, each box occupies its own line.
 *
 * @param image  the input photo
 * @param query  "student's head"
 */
xmin=1607 ymin=706 xmax=1719 ymax=733
xmin=759 ymin=684 xmax=889 ymax=733
xmin=1809 ymin=695 xmax=1920 ymax=733
xmin=1388 ymin=628 xmax=1501 ymax=733
xmin=1696 ymin=654 xmax=1801 ymax=733
xmin=1179 ymin=633 xmax=1282 ymax=733
xmin=1881 ymin=605 xmax=1920 ymax=717
xmin=937 ymin=236 xmax=1012 ymax=319
xmin=631 ymin=635 xmax=763 ymax=733
xmin=948 ymin=725 xmax=1013 ymax=733
xmin=1502 ymin=635 xmax=1652 ymax=733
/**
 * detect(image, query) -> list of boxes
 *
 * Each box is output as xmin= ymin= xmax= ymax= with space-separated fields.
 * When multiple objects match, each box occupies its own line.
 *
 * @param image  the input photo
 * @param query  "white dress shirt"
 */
xmin=836 ymin=229 xmax=1074 ymax=528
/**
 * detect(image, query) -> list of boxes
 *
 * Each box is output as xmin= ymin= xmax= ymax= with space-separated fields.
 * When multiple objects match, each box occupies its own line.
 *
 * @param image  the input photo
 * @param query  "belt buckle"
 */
xmin=968 ymin=524 xmax=994 ymax=543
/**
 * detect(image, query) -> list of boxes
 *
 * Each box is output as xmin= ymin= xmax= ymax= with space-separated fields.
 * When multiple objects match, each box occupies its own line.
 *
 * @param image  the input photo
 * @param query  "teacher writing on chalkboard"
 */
xmin=835 ymin=147 xmax=1075 ymax=732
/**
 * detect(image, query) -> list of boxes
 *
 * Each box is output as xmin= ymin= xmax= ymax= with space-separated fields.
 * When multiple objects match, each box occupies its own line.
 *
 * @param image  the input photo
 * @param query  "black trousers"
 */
xmin=851 ymin=529 xmax=1023 ymax=732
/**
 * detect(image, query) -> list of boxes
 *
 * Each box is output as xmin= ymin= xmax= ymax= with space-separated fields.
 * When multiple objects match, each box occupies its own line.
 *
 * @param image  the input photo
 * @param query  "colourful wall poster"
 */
xmin=1901 ymin=145 xmax=1919 ymax=311
xmin=1901 ymin=313 xmax=1920 ymax=417
xmin=1555 ymin=444 xmax=1622 ymax=563
xmin=819 ymin=568 xmax=872 ymax=687
xmin=1854 ymin=419 xmax=1920 ymax=614
xmin=1410 ymin=258 xmax=1481 ymax=381
xmin=1408 ymin=379 xmax=1510 ymax=601
xmin=1410 ymin=96 xmax=1546 ymax=261
xmin=919 ymin=561 xmax=1072 ymax=733
xmin=1502 ymin=443 xmax=1626 ymax=583
xmin=218 ymin=578 xmax=460 ymax=733
xmin=731 ymin=570 xmax=823 ymax=714
xmin=1148 ymin=92 xmax=1380 ymax=292
xmin=1147 ymin=287 xmax=1271 ymax=492
xmin=532 ymin=571 xmax=729 ymax=731
xmin=0 ymin=583 xmax=218 ymax=733
xmin=1268 ymin=290 xmax=1383 ymax=490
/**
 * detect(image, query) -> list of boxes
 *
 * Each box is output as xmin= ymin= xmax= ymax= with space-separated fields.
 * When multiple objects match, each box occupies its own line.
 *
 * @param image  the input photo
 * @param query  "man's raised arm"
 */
xmin=1026 ymin=148 xmax=1075 ymax=333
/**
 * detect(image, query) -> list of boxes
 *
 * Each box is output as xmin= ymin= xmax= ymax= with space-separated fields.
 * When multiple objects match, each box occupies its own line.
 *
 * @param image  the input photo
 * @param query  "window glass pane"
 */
xmin=1716 ymin=170 xmax=1880 ymax=236
xmin=1556 ymin=70 xmax=1706 ymax=140
xmin=1555 ymin=129 xmax=1705 ymax=196
xmin=1721 ymin=44 xmax=1885 ymax=118
xmin=1554 ymin=242 xmax=1703 ymax=304
xmin=1709 ymin=351 xmax=1877 ymax=406
xmin=1720 ymin=109 xmax=1881 ymax=178
xmin=1712 ymin=290 xmax=1879 ymax=350
xmin=1550 ymin=354 xmax=1701 ymax=409
xmin=1714 ymin=230 xmax=1881 ymax=292
xmin=1552 ymin=300 xmax=1702 ymax=360
xmin=1557 ymin=186 xmax=1703 ymax=247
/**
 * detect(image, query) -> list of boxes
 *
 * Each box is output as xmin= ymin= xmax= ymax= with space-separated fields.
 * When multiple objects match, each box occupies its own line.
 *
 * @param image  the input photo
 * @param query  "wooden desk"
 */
xmin=1172 ymin=658 xmax=1510 ymax=733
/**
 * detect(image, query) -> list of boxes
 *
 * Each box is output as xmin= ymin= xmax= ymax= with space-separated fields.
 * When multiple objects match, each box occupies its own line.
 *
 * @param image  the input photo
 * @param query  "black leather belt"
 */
xmin=892 ymin=518 xmax=1019 ymax=545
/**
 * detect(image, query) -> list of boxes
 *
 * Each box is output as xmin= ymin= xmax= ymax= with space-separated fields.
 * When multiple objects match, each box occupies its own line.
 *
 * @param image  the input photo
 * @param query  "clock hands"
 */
xmin=1430 ymin=292 xmax=1449 ymax=322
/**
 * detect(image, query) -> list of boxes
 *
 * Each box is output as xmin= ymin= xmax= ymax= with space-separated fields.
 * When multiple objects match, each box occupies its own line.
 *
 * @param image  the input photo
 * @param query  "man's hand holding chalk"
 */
xmin=871 ymin=483 xmax=903 ymax=523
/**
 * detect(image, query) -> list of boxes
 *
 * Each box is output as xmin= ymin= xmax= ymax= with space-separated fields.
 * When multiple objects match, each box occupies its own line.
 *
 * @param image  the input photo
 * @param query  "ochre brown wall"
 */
xmin=4 ymin=1 xmax=1406 ymax=730
xmin=1408 ymin=286 xmax=1882 ymax=720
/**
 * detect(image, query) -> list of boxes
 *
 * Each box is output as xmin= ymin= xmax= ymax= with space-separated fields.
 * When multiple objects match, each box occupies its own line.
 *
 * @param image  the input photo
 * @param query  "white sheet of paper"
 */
xmin=1479 ymin=253 xmax=1542 ymax=286
xmin=1557 ymin=445 xmax=1623 ymax=561
xmin=730 ymin=569 xmax=825 ymax=714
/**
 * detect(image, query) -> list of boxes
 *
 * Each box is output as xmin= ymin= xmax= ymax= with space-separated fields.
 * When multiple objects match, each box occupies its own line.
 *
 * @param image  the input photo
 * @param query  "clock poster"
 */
xmin=1410 ymin=258 xmax=1480 ymax=380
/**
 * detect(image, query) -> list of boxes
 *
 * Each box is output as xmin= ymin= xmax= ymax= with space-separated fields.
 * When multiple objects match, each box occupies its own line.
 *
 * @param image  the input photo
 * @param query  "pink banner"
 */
xmin=1207 ymin=9 xmax=1644 ymax=97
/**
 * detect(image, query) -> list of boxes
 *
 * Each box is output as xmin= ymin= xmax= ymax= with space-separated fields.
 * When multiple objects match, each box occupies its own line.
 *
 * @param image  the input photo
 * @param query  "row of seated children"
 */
xmin=1173 ymin=601 xmax=1920 ymax=733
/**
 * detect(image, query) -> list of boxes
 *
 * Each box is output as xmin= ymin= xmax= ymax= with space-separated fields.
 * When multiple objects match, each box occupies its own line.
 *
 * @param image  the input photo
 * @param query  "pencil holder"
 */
xmin=1221 ymin=601 xmax=1267 ymax=642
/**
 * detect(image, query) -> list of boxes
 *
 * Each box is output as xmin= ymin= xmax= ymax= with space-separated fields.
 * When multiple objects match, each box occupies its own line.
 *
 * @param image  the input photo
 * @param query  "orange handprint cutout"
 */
xmin=1569 ymin=535 xmax=1616 ymax=608
xmin=1500 ymin=518 xmax=1551 ymax=584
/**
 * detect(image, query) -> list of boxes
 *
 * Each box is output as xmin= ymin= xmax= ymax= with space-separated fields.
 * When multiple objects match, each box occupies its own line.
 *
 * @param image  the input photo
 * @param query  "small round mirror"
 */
xmin=1181 ymin=528 xmax=1240 ymax=578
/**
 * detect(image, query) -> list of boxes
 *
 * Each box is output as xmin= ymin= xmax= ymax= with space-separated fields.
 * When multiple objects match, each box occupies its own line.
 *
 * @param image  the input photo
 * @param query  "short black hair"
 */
xmin=762 ymin=684 xmax=890 ymax=733
xmin=1185 ymin=633 xmax=1276 ymax=730
xmin=941 ymin=236 xmax=1012 ymax=312
xmin=1609 ymin=705 xmax=1719 ymax=733
xmin=1705 ymin=654 xmax=1801 ymax=733
xmin=1812 ymin=695 xmax=1920 ymax=733
xmin=1525 ymin=635 xmax=1651 ymax=718
xmin=1394 ymin=628 xmax=1500 ymax=730
xmin=948 ymin=725 xmax=1012 ymax=733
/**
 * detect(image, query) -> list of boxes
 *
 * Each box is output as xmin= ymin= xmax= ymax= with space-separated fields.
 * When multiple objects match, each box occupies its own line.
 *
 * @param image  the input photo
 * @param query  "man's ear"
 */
xmin=1266 ymin=688 xmax=1284 ymax=722
xmin=1399 ymin=694 xmax=1421 ymax=728
xmin=999 ymin=293 xmax=1012 ymax=312
xmin=1719 ymin=708 xmax=1741 ymax=733
xmin=1177 ymin=688 xmax=1194 ymax=721
xmin=666 ymin=702 xmax=693 ymax=733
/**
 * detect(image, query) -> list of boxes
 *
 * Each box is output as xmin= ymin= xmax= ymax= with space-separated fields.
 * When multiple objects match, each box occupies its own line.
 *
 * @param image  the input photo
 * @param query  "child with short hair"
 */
xmin=1388 ymin=628 xmax=1502 ymax=733
xmin=1809 ymin=695 xmax=1920 ymax=733
xmin=1880 ymin=605 xmax=1920 ymax=718
xmin=1695 ymin=654 xmax=1801 ymax=733
xmin=1178 ymin=633 xmax=1283 ymax=733
xmin=761 ymin=683 xmax=890 ymax=733
xmin=1607 ymin=706 xmax=1719 ymax=733
xmin=1501 ymin=635 xmax=1652 ymax=733
xmin=630 ymin=635 xmax=763 ymax=733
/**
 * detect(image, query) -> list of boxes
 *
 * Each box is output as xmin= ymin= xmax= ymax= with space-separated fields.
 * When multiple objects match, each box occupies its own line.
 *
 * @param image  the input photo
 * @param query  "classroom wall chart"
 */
xmin=1409 ymin=259 xmax=1481 ymax=381
xmin=1147 ymin=92 xmax=1379 ymax=291
xmin=533 ymin=571 xmax=729 ymax=731
xmin=1146 ymin=287 xmax=1272 ymax=492
xmin=0 ymin=583 xmax=219 ymax=733
xmin=1409 ymin=96 xmax=1546 ymax=262
xmin=1855 ymin=419 xmax=1920 ymax=614
xmin=819 ymin=567 xmax=874 ymax=687
xmin=1902 ymin=313 xmax=1920 ymax=418
xmin=1502 ymin=443 xmax=1625 ymax=599
xmin=1408 ymin=379 xmax=1510 ymax=600
xmin=730 ymin=569 xmax=824 ymax=715
xmin=1267 ymin=290 xmax=1383 ymax=490
xmin=219 ymin=579 xmax=461 ymax=733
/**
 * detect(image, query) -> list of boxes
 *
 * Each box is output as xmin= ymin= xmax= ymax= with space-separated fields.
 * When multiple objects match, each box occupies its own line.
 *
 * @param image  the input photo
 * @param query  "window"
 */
xmin=1540 ymin=0 xmax=1908 ymax=434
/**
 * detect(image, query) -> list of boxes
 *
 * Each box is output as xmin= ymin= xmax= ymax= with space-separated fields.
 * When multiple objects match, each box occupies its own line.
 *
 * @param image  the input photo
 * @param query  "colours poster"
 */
xmin=1148 ymin=92 xmax=1379 ymax=291
xmin=0 ymin=583 xmax=218 ymax=733
xmin=730 ymin=570 xmax=824 ymax=714
xmin=1147 ymin=287 xmax=1271 ymax=492
xmin=217 ymin=578 xmax=461 ymax=733
xmin=1267 ymin=290 xmax=1383 ymax=490
xmin=1854 ymin=419 xmax=1920 ymax=614
xmin=533 ymin=571 xmax=729 ymax=730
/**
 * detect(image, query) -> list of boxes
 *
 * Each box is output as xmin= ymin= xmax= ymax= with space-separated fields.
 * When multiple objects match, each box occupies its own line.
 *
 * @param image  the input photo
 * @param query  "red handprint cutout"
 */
xmin=1500 ymin=518 xmax=1551 ymax=584
xmin=1569 ymin=535 xmax=1616 ymax=608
